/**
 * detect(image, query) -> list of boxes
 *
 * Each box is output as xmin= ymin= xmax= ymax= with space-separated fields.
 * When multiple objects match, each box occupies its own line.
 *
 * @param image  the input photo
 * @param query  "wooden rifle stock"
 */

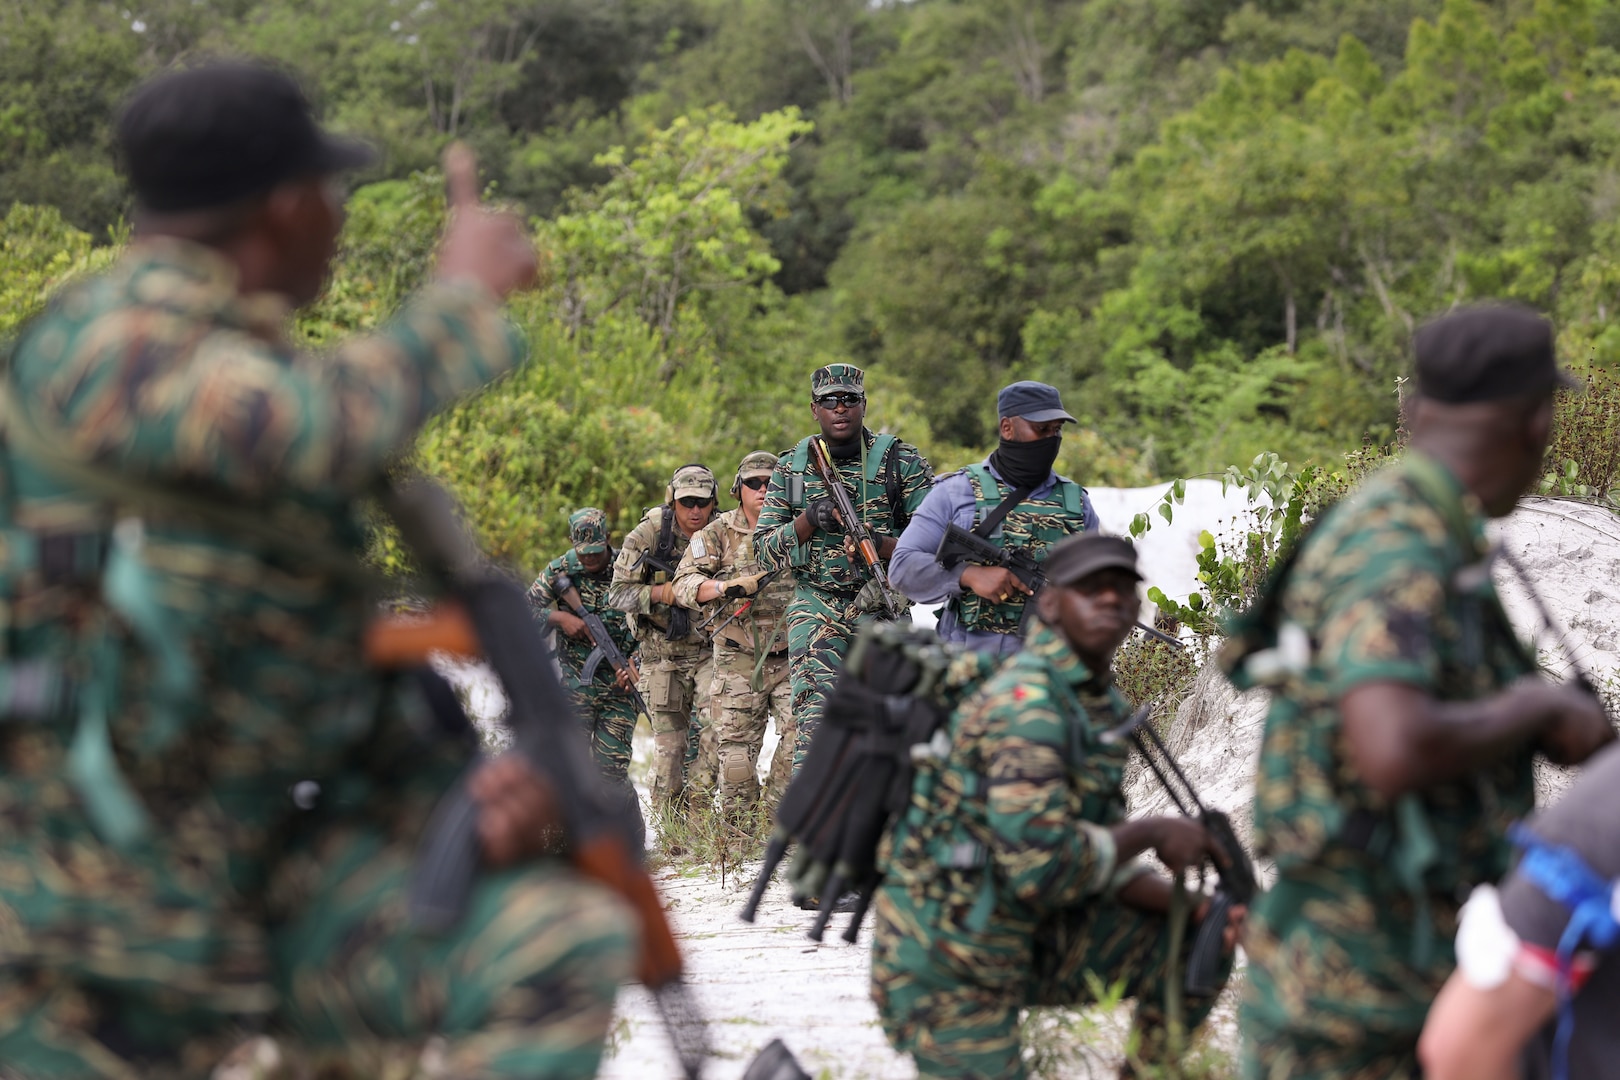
xmin=363 ymin=605 xmax=481 ymax=668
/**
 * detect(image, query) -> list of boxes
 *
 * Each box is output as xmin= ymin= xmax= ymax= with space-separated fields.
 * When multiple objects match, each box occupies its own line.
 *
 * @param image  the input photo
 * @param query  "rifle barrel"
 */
xmin=1136 ymin=718 xmax=1208 ymax=817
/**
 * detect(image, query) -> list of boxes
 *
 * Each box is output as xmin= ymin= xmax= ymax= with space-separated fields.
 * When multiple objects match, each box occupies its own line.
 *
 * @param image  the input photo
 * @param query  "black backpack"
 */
xmin=740 ymin=621 xmax=997 ymax=942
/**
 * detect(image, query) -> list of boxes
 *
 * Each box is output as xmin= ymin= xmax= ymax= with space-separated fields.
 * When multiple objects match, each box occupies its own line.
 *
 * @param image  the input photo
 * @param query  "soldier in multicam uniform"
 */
xmin=0 ymin=62 xmax=633 ymax=1078
xmin=673 ymin=451 xmax=796 ymax=825
xmin=891 ymin=381 xmax=1099 ymax=654
xmin=870 ymin=533 xmax=1240 ymax=1079
xmin=754 ymin=363 xmax=934 ymax=767
xmin=1229 ymin=305 xmax=1613 ymax=1080
xmin=529 ymin=507 xmax=645 ymax=846
xmin=609 ymin=463 xmax=719 ymax=818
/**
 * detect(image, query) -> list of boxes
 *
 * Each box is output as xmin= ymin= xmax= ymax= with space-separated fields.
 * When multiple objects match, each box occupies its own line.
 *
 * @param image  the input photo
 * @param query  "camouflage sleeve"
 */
xmin=893 ymin=442 xmax=936 ymax=525
xmin=607 ymin=608 xmax=638 ymax=659
xmin=671 ymin=521 xmax=727 ymax=610
xmin=607 ymin=518 xmax=656 ymax=615
xmin=527 ymin=557 xmax=563 ymax=617
xmin=1302 ymin=505 xmax=1451 ymax=698
xmin=40 ymin=280 xmax=526 ymax=497
xmin=754 ymin=457 xmax=804 ymax=573
xmin=977 ymin=684 xmax=1118 ymax=907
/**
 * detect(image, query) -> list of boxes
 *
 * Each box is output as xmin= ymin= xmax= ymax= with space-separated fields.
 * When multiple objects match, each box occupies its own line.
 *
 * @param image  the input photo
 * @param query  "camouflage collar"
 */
xmin=1023 ymin=619 xmax=1111 ymax=690
xmin=718 ymin=506 xmax=754 ymax=535
xmin=121 ymin=236 xmax=293 ymax=339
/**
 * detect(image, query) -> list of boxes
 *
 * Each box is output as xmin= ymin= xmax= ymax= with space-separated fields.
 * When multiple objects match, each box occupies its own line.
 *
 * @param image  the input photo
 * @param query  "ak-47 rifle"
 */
xmin=934 ymin=524 xmax=1182 ymax=647
xmin=1103 ymin=704 xmax=1258 ymax=997
xmin=553 ymin=571 xmax=648 ymax=716
xmin=363 ymin=479 xmax=708 ymax=1078
xmin=807 ymin=436 xmax=902 ymax=620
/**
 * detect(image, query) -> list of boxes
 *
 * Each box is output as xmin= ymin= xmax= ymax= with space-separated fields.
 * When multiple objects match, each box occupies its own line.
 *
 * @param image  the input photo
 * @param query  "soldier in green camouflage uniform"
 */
xmin=673 ymin=451 xmax=796 ymax=820
xmin=1229 ymin=305 xmax=1613 ymax=1080
xmin=871 ymin=534 xmax=1238 ymax=1079
xmin=528 ymin=507 xmax=645 ymax=838
xmin=891 ymin=381 xmax=1099 ymax=655
xmin=609 ymin=464 xmax=718 ymax=816
xmin=754 ymin=363 xmax=934 ymax=767
xmin=0 ymin=63 xmax=633 ymax=1079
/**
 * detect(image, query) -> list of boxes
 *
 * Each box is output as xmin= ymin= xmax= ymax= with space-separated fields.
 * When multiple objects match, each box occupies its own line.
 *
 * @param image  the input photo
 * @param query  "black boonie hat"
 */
xmin=1044 ymin=533 xmax=1142 ymax=588
xmin=1413 ymin=304 xmax=1578 ymax=404
xmin=117 ymin=61 xmax=376 ymax=213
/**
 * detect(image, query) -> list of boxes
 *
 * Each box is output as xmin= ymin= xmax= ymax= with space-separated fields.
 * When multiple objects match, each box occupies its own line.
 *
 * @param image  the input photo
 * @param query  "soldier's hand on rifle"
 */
xmin=723 ymin=571 xmax=766 ymax=599
xmin=435 ymin=143 xmax=539 ymax=299
xmin=1529 ymin=678 xmax=1615 ymax=765
xmin=615 ymin=661 xmax=639 ymax=693
xmin=1144 ymin=816 xmax=1223 ymax=878
xmin=469 ymin=755 xmax=558 ymax=866
xmin=552 ymin=610 xmax=589 ymax=640
xmin=960 ymin=565 xmax=1034 ymax=605
xmin=854 ymin=578 xmax=905 ymax=616
xmin=805 ymin=497 xmax=843 ymax=533
xmin=1218 ymin=903 xmax=1247 ymax=952
xmin=649 ymin=583 xmax=677 ymax=606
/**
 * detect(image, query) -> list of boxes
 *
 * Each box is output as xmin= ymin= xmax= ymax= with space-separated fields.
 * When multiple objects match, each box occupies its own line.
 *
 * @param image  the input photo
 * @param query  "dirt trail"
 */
xmin=599 ymin=861 xmax=911 ymax=1080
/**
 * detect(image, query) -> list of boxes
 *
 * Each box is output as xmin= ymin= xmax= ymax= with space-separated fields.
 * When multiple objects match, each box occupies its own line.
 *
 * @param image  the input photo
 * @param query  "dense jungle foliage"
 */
xmin=7 ymin=0 xmax=1620 ymax=572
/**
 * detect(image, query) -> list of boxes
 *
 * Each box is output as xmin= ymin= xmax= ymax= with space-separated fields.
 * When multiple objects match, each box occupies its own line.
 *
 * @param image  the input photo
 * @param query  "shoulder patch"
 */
xmin=690 ymin=533 xmax=707 ymax=560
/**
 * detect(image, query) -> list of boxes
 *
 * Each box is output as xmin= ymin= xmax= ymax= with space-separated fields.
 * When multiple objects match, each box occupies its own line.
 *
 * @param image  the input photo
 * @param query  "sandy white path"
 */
xmin=598 ymin=864 xmax=911 ymax=1080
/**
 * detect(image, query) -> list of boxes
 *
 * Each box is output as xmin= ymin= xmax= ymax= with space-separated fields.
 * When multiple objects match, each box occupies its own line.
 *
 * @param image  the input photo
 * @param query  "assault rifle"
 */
xmin=807 ymin=436 xmax=902 ymax=620
xmin=1103 ymin=704 xmax=1258 ymax=997
xmin=698 ymin=568 xmax=785 ymax=640
xmin=935 ymin=524 xmax=1182 ymax=647
xmin=554 ymin=571 xmax=647 ymax=715
xmin=632 ymin=546 xmax=694 ymax=640
xmin=364 ymin=479 xmax=708 ymax=1078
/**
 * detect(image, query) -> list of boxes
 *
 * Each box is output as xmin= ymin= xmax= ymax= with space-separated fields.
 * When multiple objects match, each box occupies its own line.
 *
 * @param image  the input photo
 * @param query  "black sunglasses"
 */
xmin=815 ymin=392 xmax=864 ymax=410
xmin=676 ymin=495 xmax=714 ymax=508
xmin=739 ymin=476 xmax=769 ymax=491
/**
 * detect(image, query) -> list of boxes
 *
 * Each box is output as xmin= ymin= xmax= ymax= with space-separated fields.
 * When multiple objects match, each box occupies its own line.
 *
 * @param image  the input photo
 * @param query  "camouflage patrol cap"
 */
xmin=669 ymin=463 xmax=718 ymax=501
xmin=736 ymin=450 xmax=778 ymax=480
xmin=732 ymin=450 xmax=778 ymax=495
xmin=568 ymin=508 xmax=609 ymax=554
xmin=811 ymin=363 xmax=865 ymax=398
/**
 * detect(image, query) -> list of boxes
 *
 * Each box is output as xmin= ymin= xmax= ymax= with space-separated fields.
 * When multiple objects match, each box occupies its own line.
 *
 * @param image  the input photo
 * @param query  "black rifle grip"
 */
xmin=1185 ymin=890 xmax=1234 ymax=997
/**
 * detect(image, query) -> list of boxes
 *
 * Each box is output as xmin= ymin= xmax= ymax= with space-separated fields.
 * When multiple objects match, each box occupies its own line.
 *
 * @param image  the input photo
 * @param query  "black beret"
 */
xmin=1413 ymin=304 xmax=1576 ymax=404
xmin=117 ymin=61 xmax=375 ymax=213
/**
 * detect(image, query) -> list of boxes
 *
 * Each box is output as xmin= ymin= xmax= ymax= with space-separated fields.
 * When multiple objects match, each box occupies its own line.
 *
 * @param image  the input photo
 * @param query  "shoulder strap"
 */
xmin=967 ymin=465 xmax=1032 ymax=540
xmin=865 ymin=433 xmax=897 ymax=484
xmin=788 ymin=437 xmax=813 ymax=474
xmin=1056 ymin=480 xmax=1084 ymax=516
xmin=870 ymin=434 xmax=909 ymax=531
xmin=654 ymin=503 xmax=676 ymax=561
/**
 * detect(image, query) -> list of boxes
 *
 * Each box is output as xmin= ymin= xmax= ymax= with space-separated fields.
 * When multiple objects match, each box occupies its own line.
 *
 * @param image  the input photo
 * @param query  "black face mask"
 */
xmin=989 ymin=434 xmax=1061 ymax=490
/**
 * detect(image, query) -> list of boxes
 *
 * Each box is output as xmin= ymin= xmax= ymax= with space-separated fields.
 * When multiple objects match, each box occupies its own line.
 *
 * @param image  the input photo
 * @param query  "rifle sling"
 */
xmin=971 ymin=483 xmax=1034 ymax=540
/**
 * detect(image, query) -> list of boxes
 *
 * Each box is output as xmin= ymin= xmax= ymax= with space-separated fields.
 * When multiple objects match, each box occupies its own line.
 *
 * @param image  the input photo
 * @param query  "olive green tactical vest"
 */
xmin=948 ymin=464 xmax=1087 ymax=635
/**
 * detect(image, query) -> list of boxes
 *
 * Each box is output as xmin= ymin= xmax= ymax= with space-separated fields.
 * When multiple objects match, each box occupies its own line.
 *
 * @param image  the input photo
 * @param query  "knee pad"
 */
xmin=721 ymin=747 xmax=756 ymax=785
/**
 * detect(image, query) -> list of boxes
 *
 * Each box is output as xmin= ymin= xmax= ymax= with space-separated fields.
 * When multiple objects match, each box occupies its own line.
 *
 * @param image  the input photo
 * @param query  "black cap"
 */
xmin=117 ymin=61 xmax=376 ymax=213
xmin=998 ymin=381 xmax=1076 ymax=423
xmin=1044 ymin=533 xmax=1142 ymax=588
xmin=1413 ymin=304 xmax=1577 ymax=404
